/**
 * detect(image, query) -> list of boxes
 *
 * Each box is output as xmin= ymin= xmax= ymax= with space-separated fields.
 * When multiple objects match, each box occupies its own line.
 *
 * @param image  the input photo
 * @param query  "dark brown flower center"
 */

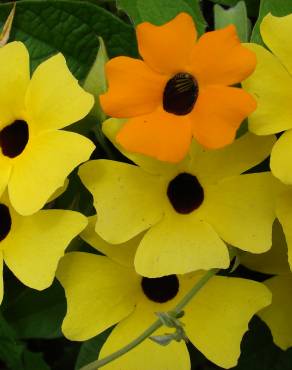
xmin=0 ymin=204 xmax=11 ymax=242
xmin=167 ymin=172 xmax=204 ymax=214
xmin=163 ymin=72 xmax=198 ymax=115
xmin=141 ymin=275 xmax=179 ymax=303
xmin=0 ymin=120 xmax=29 ymax=158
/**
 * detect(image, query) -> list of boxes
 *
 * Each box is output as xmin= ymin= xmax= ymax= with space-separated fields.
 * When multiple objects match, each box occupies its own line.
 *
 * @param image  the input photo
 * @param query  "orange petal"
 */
xmin=116 ymin=108 xmax=192 ymax=162
xmin=191 ymin=86 xmax=256 ymax=149
xmin=100 ymin=56 xmax=167 ymax=118
xmin=189 ymin=25 xmax=256 ymax=87
xmin=136 ymin=13 xmax=197 ymax=75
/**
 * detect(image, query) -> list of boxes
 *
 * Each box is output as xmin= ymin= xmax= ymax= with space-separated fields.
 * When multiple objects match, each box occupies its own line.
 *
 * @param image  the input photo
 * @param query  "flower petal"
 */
xmin=100 ymin=57 xmax=167 ymax=118
xmin=184 ymin=275 xmax=271 ymax=368
xmin=25 ymin=53 xmax=94 ymax=133
xmin=103 ymin=118 xmax=188 ymax=175
xmin=271 ymin=130 xmax=292 ymax=184
xmin=205 ymin=173 xmax=280 ymax=253
xmin=191 ymin=86 xmax=256 ymax=149
xmin=242 ymin=43 xmax=292 ymax=135
xmin=189 ymin=25 xmax=256 ymax=86
xmin=2 ymin=210 xmax=87 ymax=290
xmin=261 ymin=13 xmax=292 ymax=75
xmin=117 ymin=108 xmax=192 ymax=162
xmin=135 ymin=213 xmax=229 ymax=277
xmin=9 ymin=130 xmax=94 ymax=215
xmin=99 ymin=299 xmax=190 ymax=370
xmin=240 ymin=220 xmax=290 ymax=275
xmin=0 ymin=157 xmax=12 ymax=199
xmin=57 ymin=253 xmax=140 ymax=341
xmin=79 ymin=160 xmax=163 ymax=243
xmin=275 ymin=189 xmax=292 ymax=269
xmin=137 ymin=12 xmax=197 ymax=75
xmin=259 ymin=275 xmax=292 ymax=350
xmin=80 ymin=216 xmax=140 ymax=268
xmin=0 ymin=42 xmax=30 ymax=128
xmin=190 ymin=133 xmax=275 ymax=184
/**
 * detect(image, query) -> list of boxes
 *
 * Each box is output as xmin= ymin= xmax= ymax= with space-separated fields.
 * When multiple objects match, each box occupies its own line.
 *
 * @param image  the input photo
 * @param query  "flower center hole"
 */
xmin=141 ymin=275 xmax=179 ymax=303
xmin=0 ymin=204 xmax=11 ymax=242
xmin=163 ymin=72 xmax=198 ymax=115
xmin=0 ymin=120 xmax=29 ymax=158
xmin=167 ymin=172 xmax=204 ymax=214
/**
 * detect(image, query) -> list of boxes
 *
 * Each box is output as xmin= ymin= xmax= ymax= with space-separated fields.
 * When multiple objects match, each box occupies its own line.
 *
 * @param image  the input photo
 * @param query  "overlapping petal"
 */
xmin=136 ymin=12 xmax=197 ymax=75
xmin=0 ymin=42 xmax=30 ymax=128
xmin=25 ymin=53 xmax=94 ymax=133
xmin=116 ymin=108 xmax=192 ymax=162
xmin=79 ymin=160 xmax=163 ymax=243
xmin=271 ymin=130 xmax=292 ymax=184
xmin=190 ymin=25 xmax=256 ymax=87
xmin=2 ymin=210 xmax=87 ymax=290
xmin=100 ymin=57 xmax=167 ymax=117
xmin=205 ymin=173 xmax=281 ymax=253
xmin=57 ymin=253 xmax=140 ymax=341
xmin=242 ymin=43 xmax=292 ymax=135
xmin=259 ymin=275 xmax=292 ymax=350
xmin=184 ymin=275 xmax=272 ymax=368
xmin=261 ymin=13 xmax=292 ymax=75
xmin=8 ymin=130 xmax=94 ymax=215
xmin=135 ymin=213 xmax=229 ymax=277
xmin=191 ymin=86 xmax=256 ymax=149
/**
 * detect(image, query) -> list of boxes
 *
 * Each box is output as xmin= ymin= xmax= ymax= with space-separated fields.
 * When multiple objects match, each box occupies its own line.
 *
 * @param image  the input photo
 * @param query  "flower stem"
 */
xmin=80 ymin=268 xmax=219 ymax=370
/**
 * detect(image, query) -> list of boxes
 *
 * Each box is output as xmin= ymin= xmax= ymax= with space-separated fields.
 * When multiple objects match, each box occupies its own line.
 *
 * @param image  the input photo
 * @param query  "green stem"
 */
xmin=80 ymin=268 xmax=219 ymax=370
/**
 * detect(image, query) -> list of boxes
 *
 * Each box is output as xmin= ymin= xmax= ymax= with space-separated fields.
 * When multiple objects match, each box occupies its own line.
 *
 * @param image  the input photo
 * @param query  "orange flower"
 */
xmin=100 ymin=13 xmax=257 ymax=162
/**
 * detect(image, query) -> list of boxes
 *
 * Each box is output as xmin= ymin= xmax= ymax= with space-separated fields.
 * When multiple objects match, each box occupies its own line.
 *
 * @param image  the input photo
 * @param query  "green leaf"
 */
xmin=214 ymin=1 xmax=251 ymax=42
xmin=117 ymin=0 xmax=207 ymax=35
xmin=0 ymin=0 xmax=137 ymax=79
xmin=75 ymin=328 xmax=112 ymax=369
xmin=3 ymin=280 xmax=66 ymax=339
xmin=23 ymin=351 xmax=50 ymax=370
xmin=251 ymin=0 xmax=292 ymax=44
xmin=209 ymin=0 xmax=260 ymax=17
xmin=83 ymin=36 xmax=109 ymax=122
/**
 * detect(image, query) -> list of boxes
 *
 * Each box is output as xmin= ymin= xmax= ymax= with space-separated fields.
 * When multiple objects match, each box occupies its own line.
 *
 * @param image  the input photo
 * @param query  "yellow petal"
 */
xmin=25 ymin=53 xmax=94 ymax=133
xmin=79 ymin=160 xmax=163 ymax=243
xmin=275 ymin=189 xmax=292 ymax=269
xmin=240 ymin=220 xmax=290 ymax=275
xmin=259 ymin=274 xmax=292 ymax=350
xmin=80 ymin=215 xmax=141 ymax=267
xmin=135 ymin=213 xmax=229 ymax=277
xmin=271 ymin=130 xmax=292 ymax=184
xmin=99 ymin=299 xmax=190 ymax=370
xmin=0 ymin=41 xmax=30 ymax=128
xmin=190 ymin=133 xmax=275 ymax=184
xmin=2 ymin=210 xmax=87 ymax=290
xmin=205 ymin=173 xmax=280 ymax=253
xmin=57 ymin=253 xmax=140 ymax=341
xmin=9 ymin=130 xmax=94 ymax=215
xmin=0 ymin=157 xmax=12 ymax=199
xmin=184 ymin=275 xmax=271 ymax=368
xmin=242 ymin=43 xmax=292 ymax=134
xmin=46 ymin=178 xmax=69 ymax=203
xmin=261 ymin=13 xmax=292 ymax=75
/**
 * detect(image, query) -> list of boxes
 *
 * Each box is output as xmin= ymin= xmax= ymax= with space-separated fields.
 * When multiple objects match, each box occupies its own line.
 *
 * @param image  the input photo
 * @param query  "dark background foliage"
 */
xmin=0 ymin=0 xmax=292 ymax=369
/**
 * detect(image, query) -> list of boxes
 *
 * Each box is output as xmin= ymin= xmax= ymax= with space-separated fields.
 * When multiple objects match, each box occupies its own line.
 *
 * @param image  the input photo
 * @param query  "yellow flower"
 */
xmin=100 ymin=13 xmax=256 ymax=163
xmin=241 ymin=221 xmax=292 ymax=350
xmin=242 ymin=13 xmax=292 ymax=185
xmin=0 ymin=192 xmax=87 ymax=304
xmin=57 ymin=231 xmax=271 ymax=369
xmin=78 ymin=118 xmax=280 ymax=277
xmin=0 ymin=42 xmax=94 ymax=215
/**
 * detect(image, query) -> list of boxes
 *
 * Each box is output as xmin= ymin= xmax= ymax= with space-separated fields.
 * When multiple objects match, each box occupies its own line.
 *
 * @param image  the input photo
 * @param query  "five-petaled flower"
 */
xmin=57 ymin=233 xmax=271 ymax=369
xmin=0 ymin=41 xmax=95 ymax=216
xmin=100 ymin=13 xmax=257 ymax=162
xmin=78 ymin=118 xmax=280 ymax=277
xmin=0 ymin=192 xmax=87 ymax=303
